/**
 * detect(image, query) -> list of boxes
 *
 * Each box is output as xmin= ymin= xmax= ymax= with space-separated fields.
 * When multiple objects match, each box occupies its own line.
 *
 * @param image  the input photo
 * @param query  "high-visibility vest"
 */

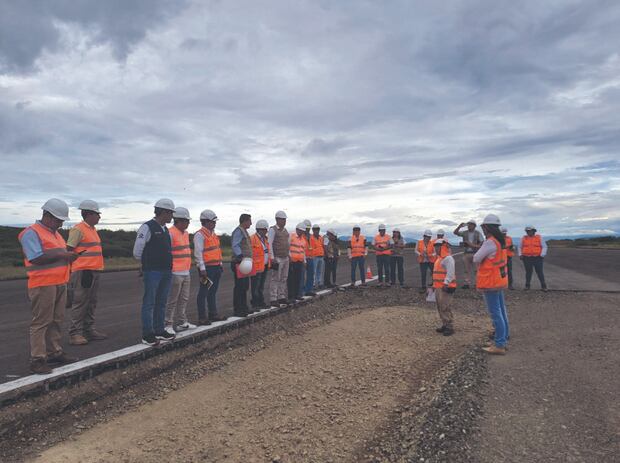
xmin=170 ymin=226 xmax=191 ymax=272
xmin=432 ymin=257 xmax=457 ymax=289
xmin=476 ymin=237 xmax=508 ymax=290
xmin=18 ymin=223 xmax=70 ymax=289
xmin=350 ymin=234 xmax=366 ymax=257
xmin=310 ymin=235 xmax=324 ymax=257
xmin=521 ymin=235 xmax=542 ymax=257
xmin=431 ymin=239 xmax=451 ymax=258
xmin=374 ymin=233 xmax=392 ymax=256
xmin=289 ymin=234 xmax=307 ymax=262
xmin=417 ymin=240 xmax=436 ymax=263
xmin=505 ymin=235 xmax=514 ymax=258
xmin=251 ymin=233 xmax=270 ymax=272
xmin=71 ymin=221 xmax=104 ymax=272
xmin=198 ymin=227 xmax=222 ymax=266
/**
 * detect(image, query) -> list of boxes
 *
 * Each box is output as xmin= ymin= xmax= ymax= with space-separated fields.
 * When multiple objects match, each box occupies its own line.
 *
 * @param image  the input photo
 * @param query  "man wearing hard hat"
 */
xmin=268 ymin=211 xmax=290 ymax=307
xmin=453 ymin=220 xmax=484 ymax=288
xmin=250 ymin=219 xmax=270 ymax=310
xmin=519 ymin=225 xmax=548 ymax=291
xmin=133 ymin=199 xmax=176 ymax=346
xmin=432 ymin=239 xmax=457 ymax=336
xmin=301 ymin=219 xmax=315 ymax=297
xmin=231 ymin=214 xmax=253 ymax=316
xmin=373 ymin=224 xmax=392 ymax=287
xmin=323 ymin=229 xmax=340 ymax=287
xmin=164 ymin=207 xmax=196 ymax=335
xmin=66 ymin=200 xmax=107 ymax=346
xmin=415 ymin=230 xmax=436 ymax=292
xmin=18 ymin=199 xmax=80 ymax=374
xmin=348 ymin=225 xmax=368 ymax=287
xmin=288 ymin=223 xmax=308 ymax=301
xmin=310 ymin=224 xmax=324 ymax=291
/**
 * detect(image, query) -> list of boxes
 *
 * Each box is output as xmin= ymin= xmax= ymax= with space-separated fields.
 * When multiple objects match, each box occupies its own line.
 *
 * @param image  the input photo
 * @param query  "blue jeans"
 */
xmin=197 ymin=265 xmax=222 ymax=320
xmin=141 ymin=270 xmax=172 ymax=337
xmin=314 ymin=257 xmax=324 ymax=288
xmin=483 ymin=290 xmax=509 ymax=347
xmin=304 ymin=258 xmax=316 ymax=293
xmin=350 ymin=256 xmax=366 ymax=284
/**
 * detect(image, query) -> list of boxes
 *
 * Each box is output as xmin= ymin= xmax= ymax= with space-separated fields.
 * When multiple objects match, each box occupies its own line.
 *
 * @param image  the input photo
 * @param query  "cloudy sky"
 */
xmin=1 ymin=0 xmax=619 ymax=238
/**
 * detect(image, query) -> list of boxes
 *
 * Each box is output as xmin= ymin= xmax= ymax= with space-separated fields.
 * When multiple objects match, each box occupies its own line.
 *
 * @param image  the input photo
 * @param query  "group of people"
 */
xmin=18 ymin=197 xmax=550 ymax=373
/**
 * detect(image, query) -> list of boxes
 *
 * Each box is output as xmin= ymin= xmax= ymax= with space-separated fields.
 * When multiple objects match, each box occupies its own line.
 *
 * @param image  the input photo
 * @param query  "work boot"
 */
xmin=47 ymin=352 xmax=79 ymax=365
xmin=435 ymin=325 xmax=446 ymax=333
xmin=482 ymin=345 xmax=506 ymax=355
xmin=277 ymin=298 xmax=288 ymax=306
xmin=85 ymin=329 xmax=108 ymax=341
xmin=443 ymin=327 xmax=455 ymax=336
xmin=542 ymin=286 xmax=548 ymax=292
xmin=210 ymin=315 xmax=227 ymax=322
xmin=69 ymin=334 xmax=88 ymax=346
xmin=524 ymin=285 xmax=530 ymax=290
xmin=197 ymin=319 xmax=212 ymax=326
xmin=269 ymin=300 xmax=279 ymax=307
xmin=30 ymin=358 xmax=53 ymax=375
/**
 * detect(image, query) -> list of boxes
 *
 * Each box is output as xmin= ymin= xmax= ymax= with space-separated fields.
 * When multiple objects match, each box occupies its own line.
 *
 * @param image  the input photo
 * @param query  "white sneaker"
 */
xmin=176 ymin=322 xmax=196 ymax=331
xmin=164 ymin=325 xmax=176 ymax=335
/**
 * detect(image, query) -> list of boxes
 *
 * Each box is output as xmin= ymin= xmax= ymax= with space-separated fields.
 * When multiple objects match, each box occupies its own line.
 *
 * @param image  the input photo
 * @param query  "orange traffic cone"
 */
xmin=366 ymin=266 xmax=373 ymax=279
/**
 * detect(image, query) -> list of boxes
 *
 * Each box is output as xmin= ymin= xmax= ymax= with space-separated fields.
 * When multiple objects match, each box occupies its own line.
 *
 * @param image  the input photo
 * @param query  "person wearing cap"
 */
xmin=390 ymin=228 xmax=406 ymax=287
xmin=133 ymin=199 xmax=177 ymax=346
xmin=310 ymin=224 xmax=325 ymax=291
xmin=163 ymin=207 xmax=196 ymax=335
xmin=373 ymin=224 xmax=392 ymax=287
xmin=434 ymin=229 xmax=451 ymax=258
xmin=194 ymin=209 xmax=225 ymax=324
xmin=300 ymin=219 xmax=315 ymax=297
xmin=288 ymin=223 xmax=308 ymax=302
xmin=415 ymin=230 xmax=436 ymax=292
xmin=268 ymin=211 xmax=290 ymax=306
xmin=66 ymin=200 xmax=107 ymax=346
xmin=501 ymin=227 xmax=515 ymax=290
xmin=432 ymin=239 xmax=456 ymax=336
xmin=519 ymin=225 xmax=548 ymax=291
xmin=323 ymin=229 xmax=340 ymax=287
xmin=474 ymin=214 xmax=509 ymax=355
xmin=250 ymin=219 xmax=270 ymax=310
xmin=348 ymin=225 xmax=368 ymax=286
xmin=453 ymin=220 xmax=484 ymax=288
xmin=231 ymin=214 xmax=253 ymax=316
xmin=18 ymin=199 xmax=80 ymax=374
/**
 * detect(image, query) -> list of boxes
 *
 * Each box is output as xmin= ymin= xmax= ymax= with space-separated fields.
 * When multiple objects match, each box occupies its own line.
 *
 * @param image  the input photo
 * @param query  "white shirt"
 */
xmin=439 ymin=255 xmax=456 ymax=284
xmin=133 ymin=221 xmax=167 ymax=260
xmin=193 ymin=229 xmax=210 ymax=271
xmin=517 ymin=235 xmax=547 ymax=257
xmin=473 ymin=239 xmax=499 ymax=264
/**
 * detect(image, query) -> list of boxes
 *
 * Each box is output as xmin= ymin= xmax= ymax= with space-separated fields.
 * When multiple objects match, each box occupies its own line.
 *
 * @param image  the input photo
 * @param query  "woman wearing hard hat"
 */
xmin=474 ymin=214 xmax=509 ymax=355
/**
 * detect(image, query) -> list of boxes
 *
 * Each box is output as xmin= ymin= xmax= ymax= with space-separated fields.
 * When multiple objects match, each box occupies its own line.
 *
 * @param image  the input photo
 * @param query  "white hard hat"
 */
xmin=256 ymin=219 xmax=269 ymax=229
xmin=423 ymin=229 xmax=432 ymax=237
xmin=437 ymin=229 xmax=445 ymax=235
xmin=467 ymin=219 xmax=477 ymax=225
xmin=482 ymin=214 xmax=501 ymax=225
xmin=353 ymin=224 xmax=361 ymax=229
xmin=154 ymin=198 xmax=175 ymax=211
xmin=303 ymin=219 xmax=311 ymax=228
xmin=312 ymin=223 xmax=320 ymax=229
xmin=327 ymin=228 xmax=337 ymax=235
xmin=238 ymin=257 xmax=253 ymax=275
xmin=378 ymin=224 xmax=386 ymax=230
xmin=434 ymin=238 xmax=445 ymax=245
xmin=296 ymin=222 xmax=306 ymax=230
xmin=173 ymin=207 xmax=191 ymax=220
xmin=42 ymin=198 xmax=70 ymax=221
xmin=200 ymin=209 xmax=218 ymax=221
xmin=78 ymin=200 xmax=100 ymax=214
xmin=500 ymin=226 xmax=508 ymax=233
xmin=392 ymin=228 xmax=400 ymax=233
xmin=275 ymin=210 xmax=287 ymax=219
xmin=525 ymin=225 xmax=536 ymax=231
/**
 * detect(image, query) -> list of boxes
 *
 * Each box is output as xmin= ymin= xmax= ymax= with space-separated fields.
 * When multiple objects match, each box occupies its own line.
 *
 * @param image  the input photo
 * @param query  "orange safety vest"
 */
xmin=199 ymin=227 xmax=222 ymax=266
xmin=18 ymin=223 xmax=70 ymax=289
xmin=374 ymin=233 xmax=392 ymax=256
xmin=476 ymin=237 xmax=508 ymax=290
xmin=432 ymin=257 xmax=457 ymax=289
xmin=432 ymin=239 xmax=451 ymax=258
xmin=350 ymin=234 xmax=366 ymax=257
xmin=71 ymin=222 xmax=104 ymax=272
xmin=521 ymin=235 xmax=542 ymax=257
xmin=289 ymin=233 xmax=307 ymax=262
xmin=505 ymin=235 xmax=514 ymax=258
xmin=417 ymin=239 xmax=437 ymax=263
xmin=170 ymin=226 xmax=191 ymax=272
xmin=310 ymin=235 xmax=324 ymax=257
xmin=251 ymin=233 xmax=270 ymax=273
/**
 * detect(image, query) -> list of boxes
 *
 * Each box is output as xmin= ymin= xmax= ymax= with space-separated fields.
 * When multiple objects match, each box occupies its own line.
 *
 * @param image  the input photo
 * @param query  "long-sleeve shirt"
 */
xmin=267 ymin=226 xmax=288 ymax=260
xmin=473 ymin=239 xmax=499 ymax=264
xmin=193 ymin=231 xmax=206 ymax=271
xmin=518 ymin=236 xmax=547 ymax=257
xmin=438 ymin=255 xmax=456 ymax=284
xmin=132 ymin=220 xmax=167 ymax=260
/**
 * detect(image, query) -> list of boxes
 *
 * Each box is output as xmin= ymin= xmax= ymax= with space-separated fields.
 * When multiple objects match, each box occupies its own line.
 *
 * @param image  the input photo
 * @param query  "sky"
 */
xmin=1 ymin=0 xmax=619 ymax=238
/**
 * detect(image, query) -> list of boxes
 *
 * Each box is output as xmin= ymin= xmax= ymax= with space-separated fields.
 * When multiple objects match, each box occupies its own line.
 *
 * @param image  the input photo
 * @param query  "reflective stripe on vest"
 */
xmin=374 ymin=234 xmax=392 ymax=256
xmin=199 ymin=228 xmax=222 ymax=266
xmin=170 ymin=226 xmax=191 ymax=272
xmin=476 ymin=237 xmax=508 ymax=290
xmin=350 ymin=235 xmax=366 ymax=257
xmin=432 ymin=257 xmax=457 ymax=289
xmin=310 ymin=235 xmax=324 ymax=257
xmin=289 ymin=234 xmax=307 ymax=262
xmin=18 ymin=223 xmax=70 ymax=288
xmin=251 ymin=233 xmax=270 ymax=272
xmin=417 ymin=240 xmax=436 ymax=263
xmin=521 ymin=235 xmax=542 ymax=256
xmin=71 ymin=222 xmax=104 ymax=272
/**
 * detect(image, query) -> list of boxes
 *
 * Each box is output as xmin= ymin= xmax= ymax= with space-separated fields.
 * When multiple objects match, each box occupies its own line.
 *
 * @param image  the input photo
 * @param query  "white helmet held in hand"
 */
xmin=238 ymin=257 xmax=253 ymax=275
xmin=42 ymin=198 xmax=70 ymax=221
xmin=173 ymin=207 xmax=191 ymax=220
xmin=154 ymin=198 xmax=175 ymax=211
xmin=482 ymin=214 xmax=501 ymax=225
xmin=78 ymin=200 xmax=100 ymax=214
xmin=275 ymin=210 xmax=287 ymax=219
xmin=256 ymin=219 xmax=269 ymax=229
xmin=200 ymin=209 xmax=218 ymax=221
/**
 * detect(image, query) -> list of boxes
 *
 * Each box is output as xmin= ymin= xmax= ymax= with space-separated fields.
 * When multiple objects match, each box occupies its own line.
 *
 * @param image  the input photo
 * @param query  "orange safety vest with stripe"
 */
xmin=350 ymin=234 xmax=366 ymax=257
xmin=417 ymin=239 xmax=437 ymax=263
xmin=71 ymin=222 xmax=104 ymax=272
xmin=251 ymin=233 xmax=270 ymax=273
xmin=431 ymin=239 xmax=451 ymax=258
xmin=289 ymin=233 xmax=307 ymax=262
xmin=521 ymin=235 xmax=542 ymax=257
xmin=432 ymin=257 xmax=457 ymax=289
xmin=476 ymin=237 xmax=508 ymax=290
xmin=505 ymin=235 xmax=514 ymax=258
xmin=198 ymin=227 xmax=222 ymax=266
xmin=18 ymin=223 xmax=70 ymax=289
xmin=170 ymin=226 xmax=191 ymax=272
xmin=310 ymin=235 xmax=324 ymax=257
xmin=374 ymin=233 xmax=392 ymax=256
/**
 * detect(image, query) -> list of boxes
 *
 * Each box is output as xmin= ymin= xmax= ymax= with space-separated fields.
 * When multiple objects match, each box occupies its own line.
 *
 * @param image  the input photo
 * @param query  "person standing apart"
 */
xmin=164 ymin=207 xmax=195 ymax=334
xmin=474 ymin=214 xmax=509 ymax=355
xmin=501 ymin=226 xmax=515 ymax=290
xmin=251 ymin=219 xmax=270 ymax=310
xmin=323 ymin=229 xmax=340 ymax=287
xmin=519 ymin=225 xmax=548 ymax=291
xmin=18 ymin=199 xmax=79 ymax=374
xmin=415 ymin=230 xmax=436 ymax=292
xmin=288 ymin=223 xmax=308 ymax=302
xmin=432 ymin=239 xmax=457 ymax=336
xmin=268 ymin=211 xmax=290 ymax=307
xmin=133 ymin=199 xmax=177 ymax=346
xmin=67 ymin=200 xmax=107 ymax=346
xmin=453 ymin=220 xmax=483 ymax=288
xmin=373 ymin=224 xmax=392 ymax=287
xmin=434 ymin=229 xmax=451 ymax=257
xmin=390 ymin=228 xmax=406 ymax=287
xmin=310 ymin=224 xmax=325 ymax=290
xmin=348 ymin=225 xmax=368 ymax=287
xmin=231 ymin=214 xmax=253 ymax=316
xmin=194 ymin=209 xmax=225 ymax=325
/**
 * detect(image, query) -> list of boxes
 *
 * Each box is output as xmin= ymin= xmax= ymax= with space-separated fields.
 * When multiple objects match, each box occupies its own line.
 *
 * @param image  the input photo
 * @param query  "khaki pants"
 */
xmin=165 ymin=274 xmax=190 ymax=326
xmin=69 ymin=270 xmax=100 ymax=336
xmin=28 ymin=284 xmax=66 ymax=360
xmin=463 ymin=253 xmax=475 ymax=285
xmin=269 ymin=256 xmax=289 ymax=302
xmin=435 ymin=288 xmax=454 ymax=329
